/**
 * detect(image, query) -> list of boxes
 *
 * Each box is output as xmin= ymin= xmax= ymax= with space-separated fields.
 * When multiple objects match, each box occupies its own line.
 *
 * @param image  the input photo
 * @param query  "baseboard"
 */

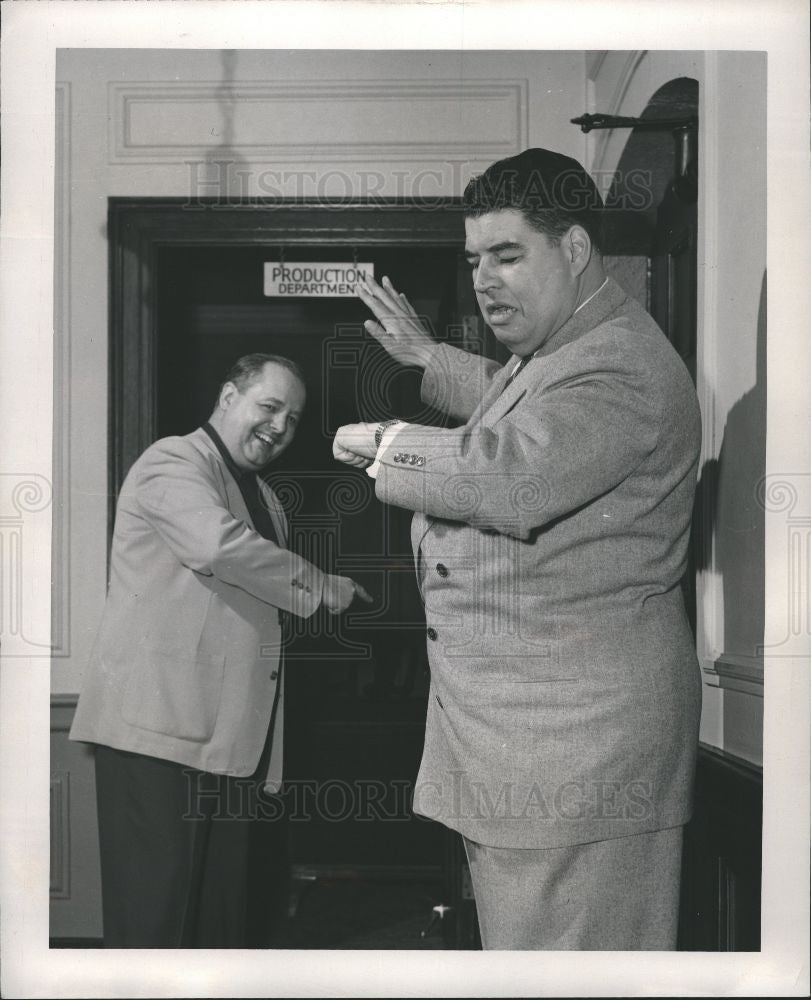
xmin=49 ymin=937 xmax=103 ymax=948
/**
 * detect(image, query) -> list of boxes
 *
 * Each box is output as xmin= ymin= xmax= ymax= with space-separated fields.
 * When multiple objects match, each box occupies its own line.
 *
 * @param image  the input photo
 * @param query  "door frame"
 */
xmin=107 ymin=197 xmax=468 ymax=525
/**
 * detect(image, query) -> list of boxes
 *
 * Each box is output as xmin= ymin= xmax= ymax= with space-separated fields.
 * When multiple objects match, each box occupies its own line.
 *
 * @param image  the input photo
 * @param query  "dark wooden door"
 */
xmin=649 ymin=126 xmax=699 ymax=636
xmin=650 ymin=125 xmax=698 ymax=385
xmin=110 ymin=203 xmax=492 ymax=937
xmin=154 ymin=239 xmax=472 ymax=875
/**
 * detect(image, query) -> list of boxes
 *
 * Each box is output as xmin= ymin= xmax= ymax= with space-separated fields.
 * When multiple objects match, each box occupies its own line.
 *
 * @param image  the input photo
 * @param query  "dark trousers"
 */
xmin=94 ymin=741 xmax=286 ymax=948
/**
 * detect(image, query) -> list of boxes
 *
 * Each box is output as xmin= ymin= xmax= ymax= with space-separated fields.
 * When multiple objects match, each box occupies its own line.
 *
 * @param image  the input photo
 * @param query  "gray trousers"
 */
xmin=464 ymin=825 xmax=683 ymax=950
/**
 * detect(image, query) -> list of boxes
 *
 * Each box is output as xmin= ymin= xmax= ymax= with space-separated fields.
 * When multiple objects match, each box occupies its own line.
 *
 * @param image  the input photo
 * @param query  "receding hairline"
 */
xmin=212 ymin=353 xmax=307 ymax=414
xmin=249 ymin=359 xmax=307 ymax=390
xmin=224 ymin=363 xmax=308 ymax=406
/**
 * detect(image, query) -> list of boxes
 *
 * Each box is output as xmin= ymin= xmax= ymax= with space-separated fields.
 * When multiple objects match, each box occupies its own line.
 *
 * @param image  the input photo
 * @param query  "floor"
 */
xmin=51 ymin=875 xmax=463 ymax=950
xmin=281 ymin=875 xmax=451 ymax=950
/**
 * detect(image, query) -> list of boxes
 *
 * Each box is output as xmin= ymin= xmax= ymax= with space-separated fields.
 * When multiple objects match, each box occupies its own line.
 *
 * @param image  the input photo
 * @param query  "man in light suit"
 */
xmin=334 ymin=149 xmax=702 ymax=949
xmin=71 ymin=353 xmax=371 ymax=948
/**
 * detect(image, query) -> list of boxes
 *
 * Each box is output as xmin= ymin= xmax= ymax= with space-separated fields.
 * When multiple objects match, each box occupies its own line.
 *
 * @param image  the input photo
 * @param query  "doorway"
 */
xmin=109 ymin=199 xmax=488 ymax=946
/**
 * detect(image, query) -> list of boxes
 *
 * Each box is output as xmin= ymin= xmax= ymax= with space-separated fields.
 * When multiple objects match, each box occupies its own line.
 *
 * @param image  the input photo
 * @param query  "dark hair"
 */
xmin=463 ymin=148 xmax=604 ymax=252
xmin=216 ymin=353 xmax=306 ymax=405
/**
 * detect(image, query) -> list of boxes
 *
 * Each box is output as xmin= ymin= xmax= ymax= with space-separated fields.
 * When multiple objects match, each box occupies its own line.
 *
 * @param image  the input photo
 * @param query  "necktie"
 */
xmin=502 ymin=355 xmax=533 ymax=392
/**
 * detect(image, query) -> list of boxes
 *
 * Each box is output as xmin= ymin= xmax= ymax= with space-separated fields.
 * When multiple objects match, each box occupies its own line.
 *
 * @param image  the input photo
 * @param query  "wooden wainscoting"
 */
xmin=50 ymin=695 xmax=104 ymax=945
xmin=52 ymin=691 xmax=761 ymax=950
xmin=678 ymin=743 xmax=763 ymax=950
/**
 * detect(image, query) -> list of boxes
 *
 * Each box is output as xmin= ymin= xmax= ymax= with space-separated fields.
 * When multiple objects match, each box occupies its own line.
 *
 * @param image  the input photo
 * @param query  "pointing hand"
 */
xmin=322 ymin=574 xmax=374 ymax=614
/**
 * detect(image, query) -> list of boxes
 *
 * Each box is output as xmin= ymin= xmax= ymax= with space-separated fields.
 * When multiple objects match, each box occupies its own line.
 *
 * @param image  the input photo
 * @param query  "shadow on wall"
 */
xmin=204 ymin=49 xmax=251 ymax=202
xmin=693 ymin=270 xmax=767 ymax=663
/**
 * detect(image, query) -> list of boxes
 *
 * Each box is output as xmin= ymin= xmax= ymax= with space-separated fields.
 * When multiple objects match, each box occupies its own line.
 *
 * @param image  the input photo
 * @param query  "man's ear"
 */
xmin=218 ymin=381 xmax=238 ymax=411
xmin=565 ymin=225 xmax=592 ymax=276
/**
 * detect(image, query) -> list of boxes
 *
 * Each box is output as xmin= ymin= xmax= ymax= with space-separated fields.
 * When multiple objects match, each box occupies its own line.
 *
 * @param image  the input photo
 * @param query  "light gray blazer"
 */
xmin=70 ymin=427 xmax=324 ymax=790
xmin=376 ymin=278 xmax=702 ymax=849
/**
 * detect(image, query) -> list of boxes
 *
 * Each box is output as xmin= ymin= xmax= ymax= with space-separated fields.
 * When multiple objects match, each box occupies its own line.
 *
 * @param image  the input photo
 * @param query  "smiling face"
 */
xmin=464 ymin=208 xmax=584 ymax=357
xmin=212 ymin=361 xmax=306 ymax=472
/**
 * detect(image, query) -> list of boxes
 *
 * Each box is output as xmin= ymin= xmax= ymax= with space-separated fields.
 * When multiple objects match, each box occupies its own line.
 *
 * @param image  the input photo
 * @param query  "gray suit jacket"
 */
xmin=70 ymin=427 xmax=324 ymax=790
xmin=376 ymin=278 xmax=702 ymax=848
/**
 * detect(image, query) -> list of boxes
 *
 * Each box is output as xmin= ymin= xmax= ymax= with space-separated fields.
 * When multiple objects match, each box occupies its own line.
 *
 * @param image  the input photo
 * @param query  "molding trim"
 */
xmin=51 ymin=693 xmax=78 ymax=732
xmin=585 ymin=51 xmax=609 ymax=81
xmin=697 ymin=740 xmax=763 ymax=779
xmin=591 ymin=51 xmax=648 ymax=174
xmin=49 ymin=938 xmax=103 ymax=949
xmin=53 ymin=82 xmax=72 ymax=658
xmin=608 ymin=51 xmax=649 ymax=117
xmin=50 ymin=772 xmax=71 ymax=899
xmin=696 ymin=52 xmax=724 ymax=669
xmin=703 ymin=653 xmax=764 ymax=697
xmin=108 ymin=80 xmax=528 ymax=165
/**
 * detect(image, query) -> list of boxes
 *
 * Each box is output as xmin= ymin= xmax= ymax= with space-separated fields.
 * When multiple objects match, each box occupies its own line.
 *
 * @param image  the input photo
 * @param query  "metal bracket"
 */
xmin=571 ymin=113 xmax=698 ymax=133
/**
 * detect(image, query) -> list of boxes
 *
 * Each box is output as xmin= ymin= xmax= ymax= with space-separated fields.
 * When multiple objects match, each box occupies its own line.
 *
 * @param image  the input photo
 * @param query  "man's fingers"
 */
xmin=358 ymin=276 xmax=424 ymax=330
xmin=333 ymin=442 xmax=371 ymax=467
xmin=352 ymin=582 xmax=374 ymax=604
xmin=363 ymin=318 xmax=388 ymax=342
xmin=399 ymin=292 xmax=419 ymax=318
xmin=380 ymin=275 xmax=405 ymax=305
xmin=335 ymin=451 xmax=371 ymax=468
xmin=356 ymin=281 xmax=390 ymax=324
xmin=363 ymin=275 xmax=402 ymax=315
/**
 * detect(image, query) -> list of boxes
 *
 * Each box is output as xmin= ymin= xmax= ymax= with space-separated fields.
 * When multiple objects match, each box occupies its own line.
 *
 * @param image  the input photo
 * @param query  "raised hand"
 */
xmin=356 ymin=274 xmax=436 ymax=369
xmin=322 ymin=573 xmax=374 ymax=614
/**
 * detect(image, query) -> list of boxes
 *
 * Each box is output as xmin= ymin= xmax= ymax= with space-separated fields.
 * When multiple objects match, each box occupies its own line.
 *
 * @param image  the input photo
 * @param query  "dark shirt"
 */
xmin=202 ymin=422 xmax=280 ymax=547
xmin=202 ymin=425 xmax=288 ymax=769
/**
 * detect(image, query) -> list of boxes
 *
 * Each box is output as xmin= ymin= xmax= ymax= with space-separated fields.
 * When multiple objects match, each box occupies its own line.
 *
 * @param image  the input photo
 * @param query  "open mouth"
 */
xmin=254 ymin=430 xmax=278 ymax=448
xmin=485 ymin=304 xmax=518 ymax=323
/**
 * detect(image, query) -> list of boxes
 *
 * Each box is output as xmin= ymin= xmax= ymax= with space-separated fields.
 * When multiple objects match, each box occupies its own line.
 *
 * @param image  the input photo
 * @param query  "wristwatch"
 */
xmin=375 ymin=418 xmax=401 ymax=449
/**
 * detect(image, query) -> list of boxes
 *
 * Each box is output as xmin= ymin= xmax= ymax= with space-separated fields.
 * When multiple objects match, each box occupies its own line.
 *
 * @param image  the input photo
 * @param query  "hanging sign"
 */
xmin=264 ymin=261 xmax=374 ymax=298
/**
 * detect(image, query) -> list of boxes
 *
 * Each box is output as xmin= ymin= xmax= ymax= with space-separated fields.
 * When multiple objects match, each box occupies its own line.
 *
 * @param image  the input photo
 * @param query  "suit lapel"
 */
xmin=463 ymin=362 xmax=515 ymax=429
xmin=258 ymin=481 xmax=289 ymax=547
xmin=536 ymin=277 xmax=627 ymax=358
xmin=480 ymin=383 xmax=528 ymax=425
xmin=471 ymin=279 xmax=628 ymax=425
xmin=412 ymin=279 xmax=629 ymax=548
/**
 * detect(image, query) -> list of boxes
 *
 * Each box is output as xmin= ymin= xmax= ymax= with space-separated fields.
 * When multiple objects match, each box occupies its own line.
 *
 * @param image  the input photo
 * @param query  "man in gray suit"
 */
xmin=334 ymin=148 xmax=702 ymax=949
xmin=71 ymin=354 xmax=371 ymax=947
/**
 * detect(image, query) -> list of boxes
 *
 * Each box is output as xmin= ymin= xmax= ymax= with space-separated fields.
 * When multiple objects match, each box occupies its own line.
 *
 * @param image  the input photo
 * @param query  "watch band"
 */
xmin=375 ymin=419 xmax=401 ymax=449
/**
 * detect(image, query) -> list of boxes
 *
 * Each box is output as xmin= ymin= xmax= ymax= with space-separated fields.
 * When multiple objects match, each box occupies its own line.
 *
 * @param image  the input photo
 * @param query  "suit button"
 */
xmin=436 ymin=563 xmax=448 ymax=578
xmin=269 ymin=670 xmax=278 ymax=680
xmin=427 ymin=627 xmax=437 ymax=641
